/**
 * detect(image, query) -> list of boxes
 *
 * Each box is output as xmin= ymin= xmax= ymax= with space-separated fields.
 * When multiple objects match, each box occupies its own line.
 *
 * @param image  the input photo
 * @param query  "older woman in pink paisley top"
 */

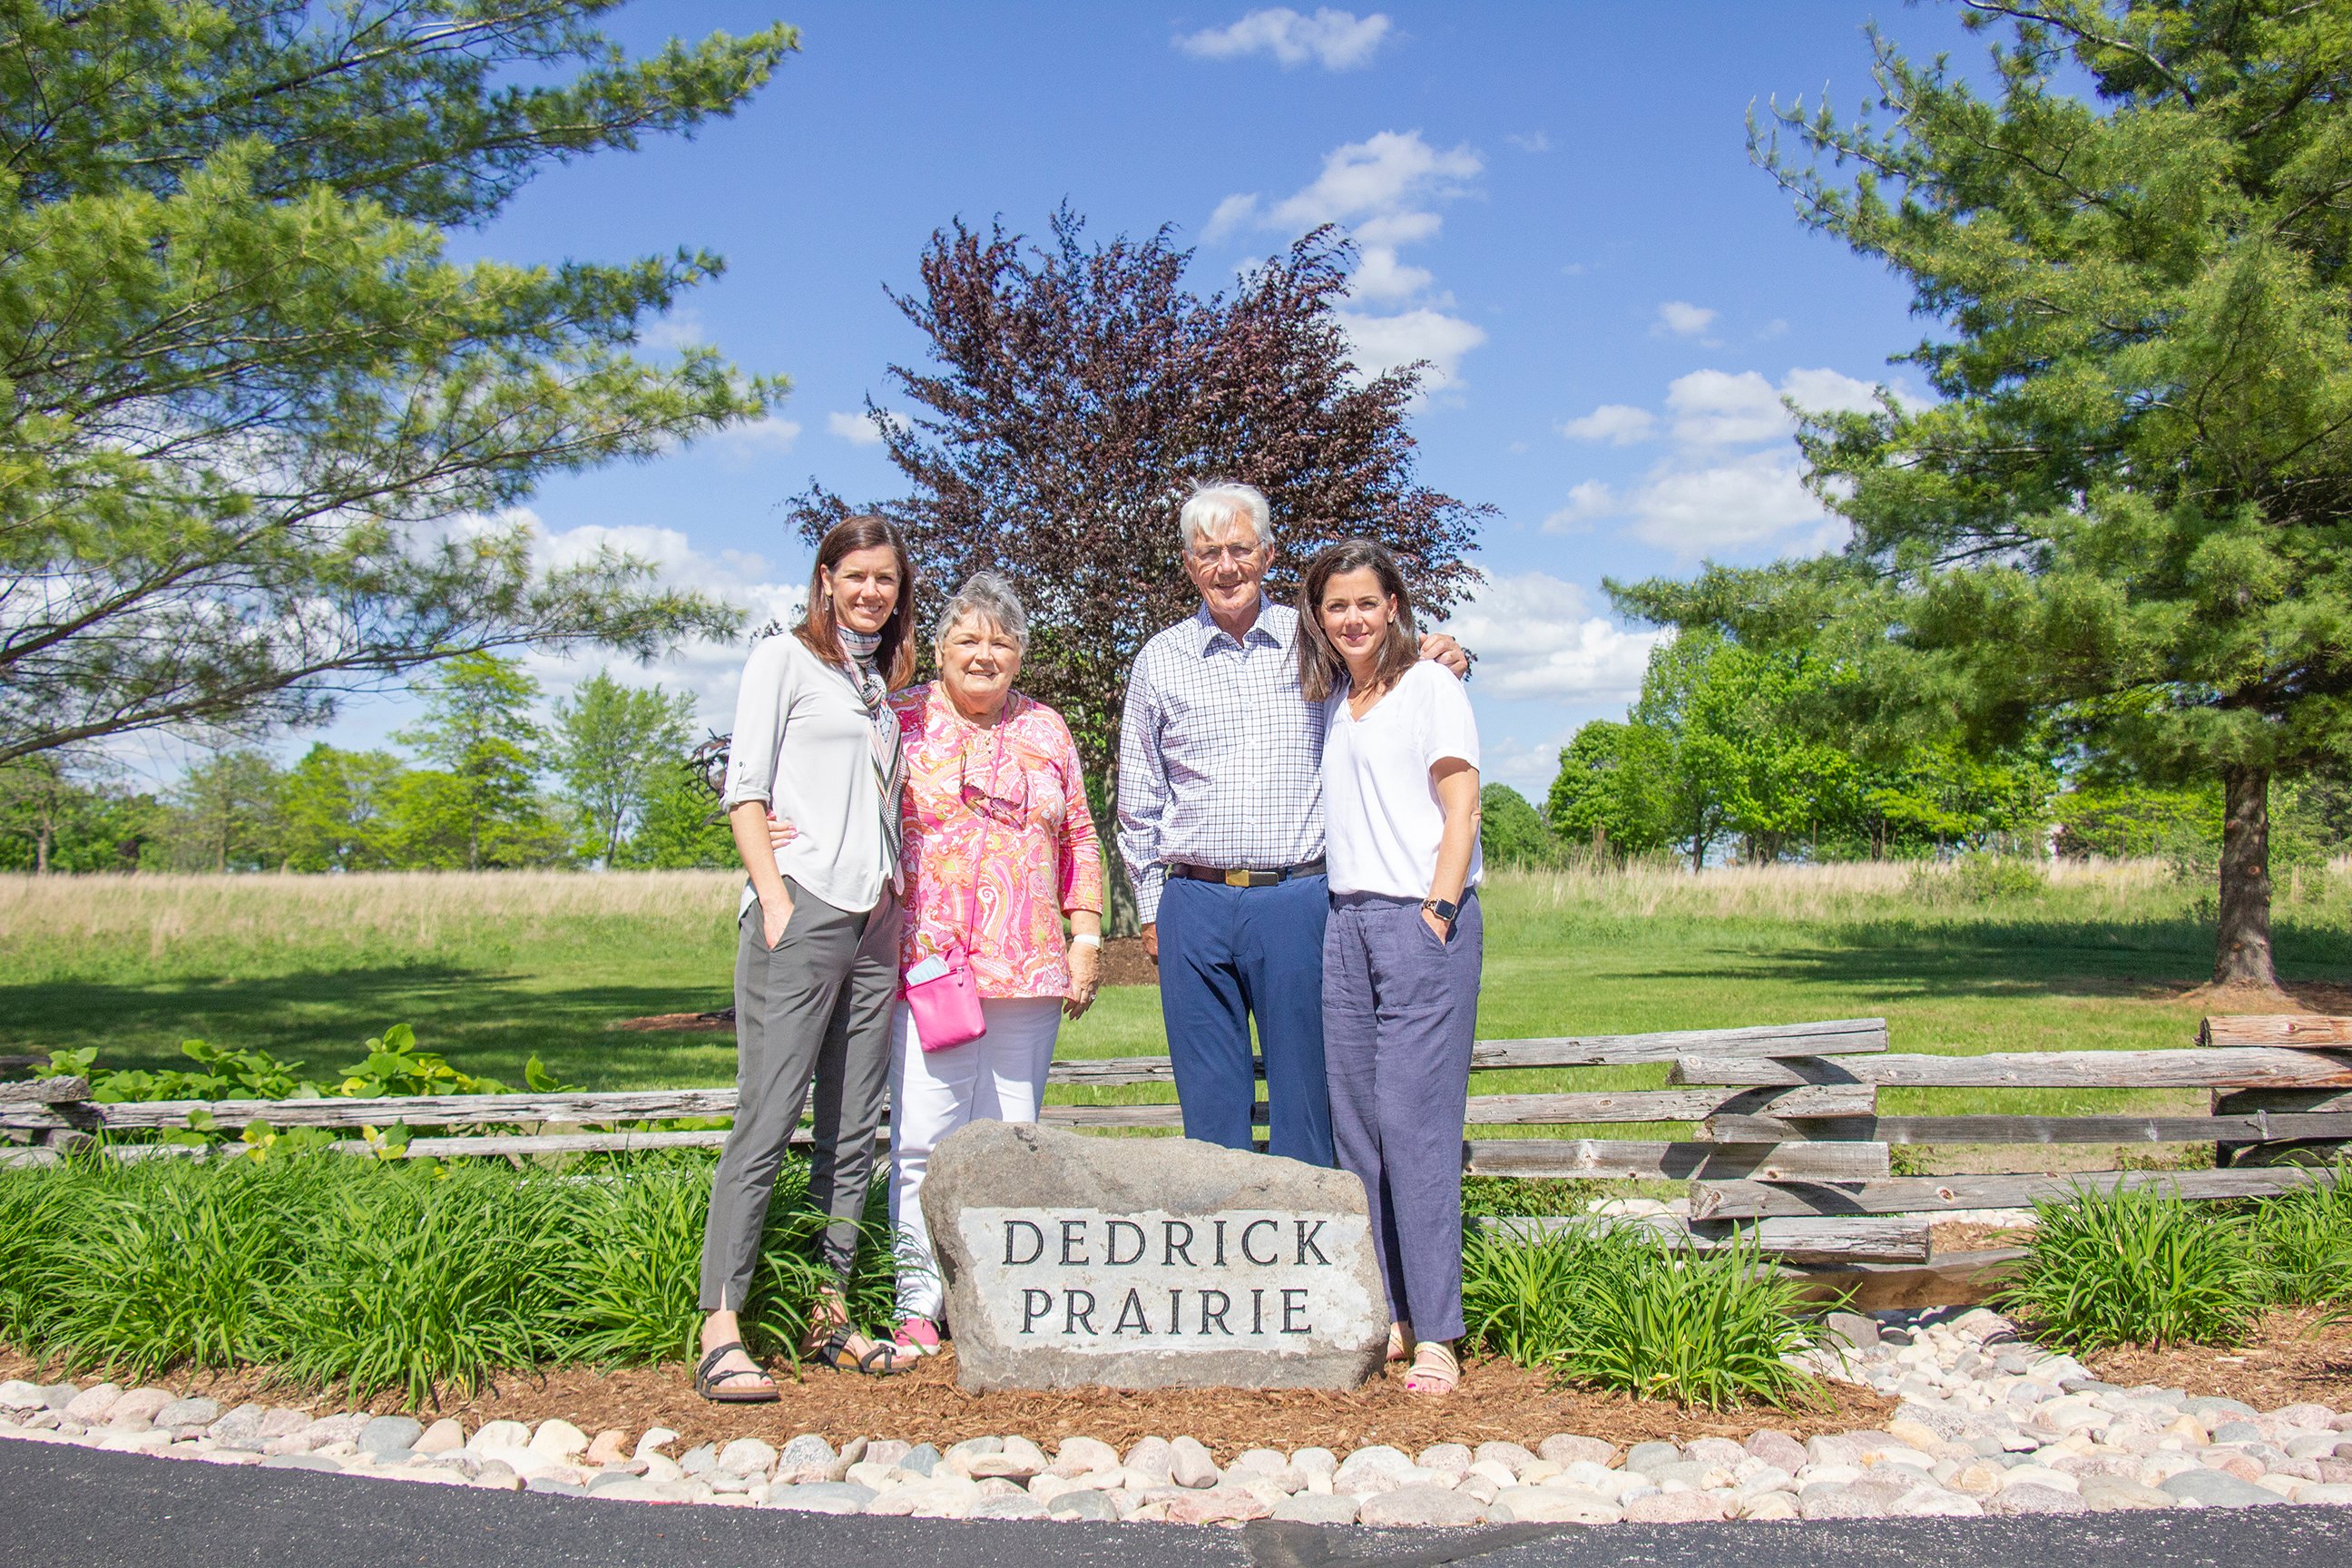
xmin=767 ymin=573 xmax=1103 ymax=1355
xmin=877 ymin=573 xmax=1106 ymax=1355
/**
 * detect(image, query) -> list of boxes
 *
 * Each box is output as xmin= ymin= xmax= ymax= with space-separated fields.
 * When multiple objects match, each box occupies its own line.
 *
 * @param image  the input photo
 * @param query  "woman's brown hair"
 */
xmin=1297 ymin=538 xmax=1419 ymax=702
xmin=797 ymin=514 xmax=919 ymax=691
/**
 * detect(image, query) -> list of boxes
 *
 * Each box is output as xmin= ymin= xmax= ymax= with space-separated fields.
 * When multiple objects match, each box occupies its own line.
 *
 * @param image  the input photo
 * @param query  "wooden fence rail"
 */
xmin=8 ymin=1013 xmax=2345 ymax=1289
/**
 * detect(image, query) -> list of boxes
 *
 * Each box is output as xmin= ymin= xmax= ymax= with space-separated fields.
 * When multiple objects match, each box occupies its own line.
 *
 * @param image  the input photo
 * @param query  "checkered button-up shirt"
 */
xmin=1117 ymin=598 xmax=1326 ymax=925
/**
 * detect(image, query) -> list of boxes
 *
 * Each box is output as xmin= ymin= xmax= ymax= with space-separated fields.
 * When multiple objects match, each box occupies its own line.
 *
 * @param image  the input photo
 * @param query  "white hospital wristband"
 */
xmin=1069 ymin=934 xmax=1102 ymax=948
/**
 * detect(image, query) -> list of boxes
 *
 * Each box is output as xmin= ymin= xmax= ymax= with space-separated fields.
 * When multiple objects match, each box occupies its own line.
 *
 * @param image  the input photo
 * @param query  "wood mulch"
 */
xmin=0 ymin=1345 xmax=1889 ymax=1460
xmin=1095 ymin=937 xmax=1159 ymax=990
xmin=2078 ymin=1307 xmax=2352 ymax=1411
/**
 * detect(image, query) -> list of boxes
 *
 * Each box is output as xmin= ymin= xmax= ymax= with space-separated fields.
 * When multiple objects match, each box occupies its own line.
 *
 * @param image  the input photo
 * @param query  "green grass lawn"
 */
xmin=4 ymin=861 xmax=2346 ymax=1152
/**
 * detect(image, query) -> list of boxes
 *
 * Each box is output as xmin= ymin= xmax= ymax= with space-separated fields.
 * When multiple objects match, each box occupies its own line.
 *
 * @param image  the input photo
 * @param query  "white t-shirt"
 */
xmin=1322 ymin=661 xmax=1483 ymax=899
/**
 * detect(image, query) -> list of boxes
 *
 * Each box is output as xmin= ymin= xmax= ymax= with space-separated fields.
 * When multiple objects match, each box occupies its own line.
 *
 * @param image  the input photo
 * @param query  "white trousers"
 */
xmin=888 ymin=995 xmax=1063 ymax=1320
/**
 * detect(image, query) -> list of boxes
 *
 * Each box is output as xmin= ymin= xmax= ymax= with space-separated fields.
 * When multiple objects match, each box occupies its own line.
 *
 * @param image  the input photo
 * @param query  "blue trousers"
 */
xmin=1324 ymin=889 xmax=1483 ymax=1340
xmin=1156 ymin=873 xmax=1335 ymax=1166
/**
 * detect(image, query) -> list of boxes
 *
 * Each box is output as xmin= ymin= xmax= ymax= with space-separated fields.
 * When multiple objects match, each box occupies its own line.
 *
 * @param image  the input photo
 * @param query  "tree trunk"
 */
xmin=2214 ymin=763 xmax=2278 ymax=989
xmin=34 ymin=820 xmax=50 ymax=875
xmin=1093 ymin=763 xmax=1138 ymax=937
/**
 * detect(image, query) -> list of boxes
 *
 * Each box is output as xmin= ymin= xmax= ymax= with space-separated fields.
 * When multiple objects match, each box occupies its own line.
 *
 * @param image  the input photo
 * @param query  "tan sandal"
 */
xmin=693 ymin=1341 xmax=779 ymax=1403
xmin=1405 ymin=1341 xmax=1459 ymax=1396
xmin=1386 ymin=1321 xmax=1413 ymax=1363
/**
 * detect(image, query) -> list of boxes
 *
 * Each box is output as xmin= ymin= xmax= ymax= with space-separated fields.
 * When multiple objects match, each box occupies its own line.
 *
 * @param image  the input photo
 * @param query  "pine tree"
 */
xmin=2 ymin=3 xmax=791 ymax=766
xmin=1616 ymin=1 xmax=2352 ymax=988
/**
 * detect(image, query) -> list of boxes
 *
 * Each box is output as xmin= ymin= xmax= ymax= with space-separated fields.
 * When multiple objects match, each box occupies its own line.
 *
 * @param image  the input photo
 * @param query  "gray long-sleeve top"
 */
xmin=721 ymin=631 xmax=895 ymax=916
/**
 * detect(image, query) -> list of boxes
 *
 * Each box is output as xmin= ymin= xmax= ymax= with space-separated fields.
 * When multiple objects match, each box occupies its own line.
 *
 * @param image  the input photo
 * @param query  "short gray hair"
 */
xmin=935 ymin=571 xmax=1029 ymax=651
xmin=1179 ymin=482 xmax=1274 ymax=552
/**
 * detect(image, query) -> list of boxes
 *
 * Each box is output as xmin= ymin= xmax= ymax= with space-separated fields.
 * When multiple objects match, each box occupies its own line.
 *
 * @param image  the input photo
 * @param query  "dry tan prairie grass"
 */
xmin=0 ymin=857 xmax=2286 ymax=956
xmin=0 ymin=869 xmax=740 ymax=965
xmin=1493 ymin=855 xmax=2186 ymax=926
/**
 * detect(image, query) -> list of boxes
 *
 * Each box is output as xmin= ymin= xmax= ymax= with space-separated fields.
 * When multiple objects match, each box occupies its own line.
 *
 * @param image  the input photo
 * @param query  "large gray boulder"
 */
xmin=922 ymin=1121 xmax=1387 ymax=1391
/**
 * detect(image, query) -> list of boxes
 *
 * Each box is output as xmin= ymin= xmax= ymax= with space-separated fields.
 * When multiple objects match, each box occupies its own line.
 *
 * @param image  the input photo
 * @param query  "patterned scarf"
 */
xmin=838 ymin=625 xmax=906 ymax=880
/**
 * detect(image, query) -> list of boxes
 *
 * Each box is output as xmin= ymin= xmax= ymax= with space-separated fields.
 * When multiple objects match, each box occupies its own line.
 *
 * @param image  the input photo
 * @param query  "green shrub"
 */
xmin=1461 ymin=1226 xmax=1617 ymax=1367
xmin=1463 ymin=1225 xmax=1824 ymax=1409
xmin=1564 ymin=1236 xmax=1825 ymax=1409
xmin=1996 ymin=1182 xmax=2264 ymax=1351
xmin=266 ymin=1162 xmax=565 ymax=1403
xmin=550 ymin=1155 xmax=879 ymax=1370
xmin=36 ymin=1024 xmax=568 ymax=1110
xmin=1461 ymin=1176 xmax=1607 ymax=1218
xmin=44 ymin=1158 xmax=292 ymax=1377
xmin=0 ymin=1147 xmax=891 ymax=1399
xmin=1907 ymin=853 xmax=2048 ymax=904
xmin=2249 ymin=1168 xmax=2352 ymax=1307
xmin=1478 ymin=784 xmax=1556 ymax=867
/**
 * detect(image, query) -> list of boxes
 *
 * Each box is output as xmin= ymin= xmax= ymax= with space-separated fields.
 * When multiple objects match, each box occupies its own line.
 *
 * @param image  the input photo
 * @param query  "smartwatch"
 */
xmin=1422 ymin=897 xmax=1459 ymax=929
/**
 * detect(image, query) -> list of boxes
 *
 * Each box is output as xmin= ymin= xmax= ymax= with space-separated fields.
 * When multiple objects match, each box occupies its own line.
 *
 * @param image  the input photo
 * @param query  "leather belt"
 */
xmin=1170 ymin=858 xmax=1326 ymax=888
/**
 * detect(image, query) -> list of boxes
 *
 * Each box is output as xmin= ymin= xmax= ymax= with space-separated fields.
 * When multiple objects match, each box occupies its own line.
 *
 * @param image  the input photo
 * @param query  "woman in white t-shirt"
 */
xmin=1297 ymin=538 xmax=1484 ymax=1397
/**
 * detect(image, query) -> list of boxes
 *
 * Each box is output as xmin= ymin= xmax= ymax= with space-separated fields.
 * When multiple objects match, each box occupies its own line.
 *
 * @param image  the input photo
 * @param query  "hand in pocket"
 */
xmin=761 ymin=891 xmax=795 ymax=950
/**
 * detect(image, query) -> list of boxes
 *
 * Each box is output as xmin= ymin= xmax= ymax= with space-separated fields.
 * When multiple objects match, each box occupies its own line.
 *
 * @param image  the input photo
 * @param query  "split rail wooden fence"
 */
xmin=5 ymin=1014 xmax=2347 ymax=1299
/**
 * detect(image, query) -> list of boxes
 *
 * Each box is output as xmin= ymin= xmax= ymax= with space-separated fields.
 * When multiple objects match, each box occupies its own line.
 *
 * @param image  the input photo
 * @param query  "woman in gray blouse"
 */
xmin=695 ymin=514 xmax=916 ymax=1398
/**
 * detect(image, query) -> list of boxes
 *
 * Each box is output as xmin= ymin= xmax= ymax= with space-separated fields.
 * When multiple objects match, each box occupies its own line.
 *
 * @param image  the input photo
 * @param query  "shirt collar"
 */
xmin=1192 ymin=595 xmax=1292 ymax=654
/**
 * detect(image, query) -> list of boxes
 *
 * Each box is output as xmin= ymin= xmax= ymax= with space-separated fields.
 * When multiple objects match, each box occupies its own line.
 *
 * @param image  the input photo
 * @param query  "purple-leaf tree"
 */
xmin=790 ymin=207 xmax=1488 ymax=930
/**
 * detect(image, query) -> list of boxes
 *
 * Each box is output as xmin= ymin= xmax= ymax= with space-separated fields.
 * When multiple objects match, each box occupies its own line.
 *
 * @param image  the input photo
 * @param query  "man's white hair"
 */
xmin=1178 ymin=482 xmax=1274 ymax=552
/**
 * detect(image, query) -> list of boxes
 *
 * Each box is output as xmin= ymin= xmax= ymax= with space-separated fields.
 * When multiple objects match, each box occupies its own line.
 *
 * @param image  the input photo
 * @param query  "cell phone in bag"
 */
xmin=905 ymin=954 xmax=952 ymax=986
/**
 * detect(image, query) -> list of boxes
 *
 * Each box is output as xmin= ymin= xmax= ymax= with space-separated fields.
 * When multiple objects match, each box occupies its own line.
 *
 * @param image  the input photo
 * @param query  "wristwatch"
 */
xmin=1422 ymin=897 xmax=1459 ymax=932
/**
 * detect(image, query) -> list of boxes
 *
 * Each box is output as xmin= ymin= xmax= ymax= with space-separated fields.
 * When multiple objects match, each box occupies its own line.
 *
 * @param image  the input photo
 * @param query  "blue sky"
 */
xmin=235 ymin=2 xmax=1988 ymax=799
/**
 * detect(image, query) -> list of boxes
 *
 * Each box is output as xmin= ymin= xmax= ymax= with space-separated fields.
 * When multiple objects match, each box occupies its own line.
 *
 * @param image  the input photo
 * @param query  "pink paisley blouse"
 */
xmin=891 ymin=683 xmax=1105 ymax=998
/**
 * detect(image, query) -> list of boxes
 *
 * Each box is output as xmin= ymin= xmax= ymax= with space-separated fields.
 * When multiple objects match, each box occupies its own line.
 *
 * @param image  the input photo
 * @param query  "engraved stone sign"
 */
xmin=921 ymin=1120 xmax=1387 ymax=1391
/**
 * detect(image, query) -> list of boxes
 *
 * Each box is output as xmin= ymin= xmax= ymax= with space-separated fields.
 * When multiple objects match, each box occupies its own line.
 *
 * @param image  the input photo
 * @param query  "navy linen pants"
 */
xmin=1156 ymin=873 xmax=1336 ymax=1166
xmin=1323 ymin=889 xmax=1484 ymax=1341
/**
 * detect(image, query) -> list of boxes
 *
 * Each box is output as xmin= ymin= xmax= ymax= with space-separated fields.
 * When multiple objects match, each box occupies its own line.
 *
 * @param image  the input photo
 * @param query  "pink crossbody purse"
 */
xmin=900 ymin=724 xmax=1004 ymax=1052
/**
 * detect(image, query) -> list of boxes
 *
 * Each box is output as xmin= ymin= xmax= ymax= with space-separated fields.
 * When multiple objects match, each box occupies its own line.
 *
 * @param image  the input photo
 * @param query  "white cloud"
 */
xmin=1217 ymin=130 xmax=1485 ymax=392
xmin=1175 ymin=7 xmax=1391 ymax=70
xmin=703 ymin=415 xmax=801 ymax=463
xmin=1655 ymin=300 xmax=1719 ymax=338
xmin=1665 ymin=369 xmax=1785 ymax=445
xmin=1436 ymin=571 xmax=1662 ymax=704
xmin=1335 ymin=308 xmax=1486 ymax=392
xmin=1779 ymin=367 xmax=1883 ymax=417
xmin=1203 ymin=191 xmax=1261 ymax=242
xmin=1544 ymin=479 xmax=1617 ymax=533
xmin=1348 ymin=247 xmax=1435 ymax=302
xmin=1478 ymin=734 xmax=1566 ymax=799
xmin=636 ymin=309 xmax=707 ymax=354
xmin=1504 ymin=131 xmax=1551 ymax=153
xmin=519 ymin=512 xmax=806 ymax=725
xmin=826 ymin=409 xmax=909 ymax=446
xmin=1265 ymin=131 xmax=1481 ymax=231
xmin=1560 ymin=404 xmax=1656 ymax=446
xmin=1622 ymin=451 xmax=1836 ymax=557
xmin=1667 ymin=367 xmax=1880 ymax=445
xmin=1547 ymin=365 xmax=1889 ymax=559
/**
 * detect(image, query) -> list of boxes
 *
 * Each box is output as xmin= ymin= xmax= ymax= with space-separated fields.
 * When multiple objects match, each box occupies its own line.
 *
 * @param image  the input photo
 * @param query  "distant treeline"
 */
xmin=1476 ymin=633 xmax=2352 ymax=874
xmin=0 ymin=656 xmax=732 ymax=875
xmin=15 ymin=639 xmax=2351 ymax=880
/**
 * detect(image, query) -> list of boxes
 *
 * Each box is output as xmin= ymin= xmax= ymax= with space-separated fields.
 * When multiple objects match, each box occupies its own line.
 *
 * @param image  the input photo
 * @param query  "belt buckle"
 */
xmin=1224 ymin=867 xmax=1252 ymax=888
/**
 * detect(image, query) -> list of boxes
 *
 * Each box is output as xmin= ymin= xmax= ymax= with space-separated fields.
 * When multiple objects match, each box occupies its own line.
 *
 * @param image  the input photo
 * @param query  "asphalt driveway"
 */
xmin=8 ymin=1439 xmax=2352 ymax=1568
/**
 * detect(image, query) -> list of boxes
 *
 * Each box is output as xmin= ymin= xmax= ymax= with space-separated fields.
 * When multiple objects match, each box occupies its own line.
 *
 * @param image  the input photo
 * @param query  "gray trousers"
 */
xmin=1323 ymin=889 xmax=1483 ymax=1342
xmin=700 ymin=877 xmax=901 ymax=1311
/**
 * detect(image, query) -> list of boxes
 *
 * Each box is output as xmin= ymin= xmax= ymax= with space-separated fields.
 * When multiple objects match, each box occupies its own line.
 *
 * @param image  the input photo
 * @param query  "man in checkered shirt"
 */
xmin=1117 ymin=482 xmax=1468 ymax=1165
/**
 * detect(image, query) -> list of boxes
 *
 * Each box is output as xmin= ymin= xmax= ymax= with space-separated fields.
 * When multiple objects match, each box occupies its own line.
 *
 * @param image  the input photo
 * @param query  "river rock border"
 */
xmin=7 ymin=1305 xmax=2352 ymax=1526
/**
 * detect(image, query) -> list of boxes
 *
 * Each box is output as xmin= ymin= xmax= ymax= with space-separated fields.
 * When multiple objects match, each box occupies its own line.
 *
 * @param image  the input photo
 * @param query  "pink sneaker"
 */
xmin=892 ymin=1316 xmax=944 ymax=1357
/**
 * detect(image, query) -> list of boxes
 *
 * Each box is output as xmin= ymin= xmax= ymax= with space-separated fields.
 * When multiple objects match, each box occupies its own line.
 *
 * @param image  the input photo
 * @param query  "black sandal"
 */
xmin=805 ymin=1322 xmax=905 ymax=1377
xmin=694 ymin=1340 xmax=779 ymax=1403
